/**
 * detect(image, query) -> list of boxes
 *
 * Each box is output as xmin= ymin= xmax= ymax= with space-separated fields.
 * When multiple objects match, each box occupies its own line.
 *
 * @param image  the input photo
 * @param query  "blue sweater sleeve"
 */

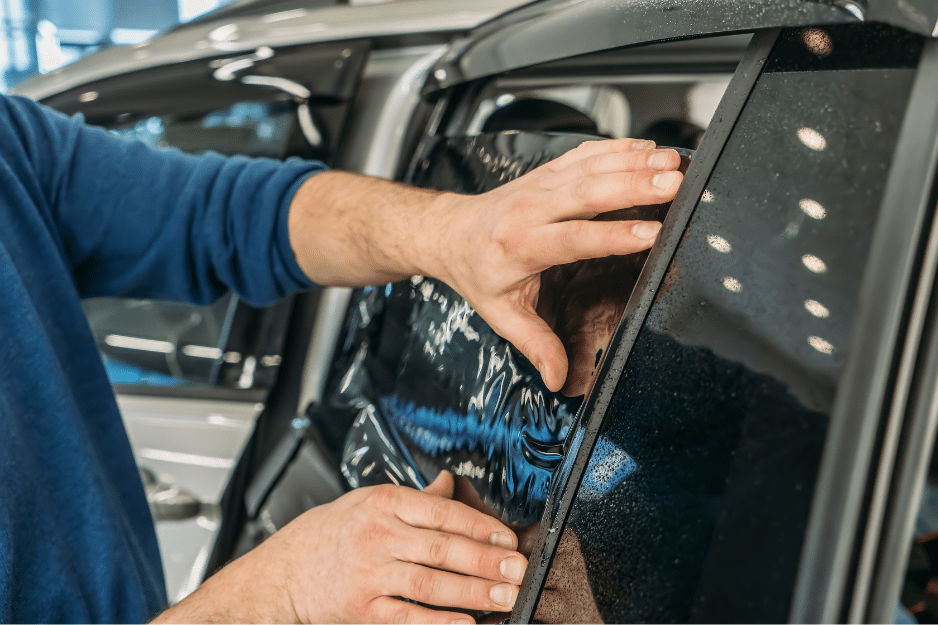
xmin=1 ymin=94 xmax=325 ymax=306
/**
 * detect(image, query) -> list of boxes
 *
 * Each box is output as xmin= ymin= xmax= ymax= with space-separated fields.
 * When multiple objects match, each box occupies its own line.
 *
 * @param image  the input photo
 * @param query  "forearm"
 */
xmin=288 ymin=170 xmax=455 ymax=287
xmin=151 ymin=543 xmax=299 ymax=624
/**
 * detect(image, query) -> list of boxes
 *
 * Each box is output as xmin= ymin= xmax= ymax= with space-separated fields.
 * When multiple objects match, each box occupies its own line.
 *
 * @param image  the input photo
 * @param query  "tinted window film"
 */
xmin=532 ymin=26 xmax=922 ymax=624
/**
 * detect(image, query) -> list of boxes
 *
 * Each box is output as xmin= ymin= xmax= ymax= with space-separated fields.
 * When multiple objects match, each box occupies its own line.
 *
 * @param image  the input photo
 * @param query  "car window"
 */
xmin=79 ymin=97 xmax=300 ymax=391
xmin=528 ymin=24 xmax=925 ymax=624
xmin=464 ymin=80 xmax=726 ymax=150
xmin=109 ymin=99 xmax=297 ymax=158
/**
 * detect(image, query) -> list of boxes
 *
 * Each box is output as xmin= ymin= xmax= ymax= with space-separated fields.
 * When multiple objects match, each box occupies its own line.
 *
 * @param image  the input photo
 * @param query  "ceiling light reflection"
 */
xmin=802 ymin=254 xmax=827 ymax=273
xmin=799 ymin=198 xmax=827 ymax=219
xmin=801 ymin=27 xmax=834 ymax=57
xmin=105 ymin=334 xmax=174 ymax=353
xmin=707 ymin=234 xmax=731 ymax=253
xmin=804 ymin=300 xmax=830 ymax=318
xmin=701 ymin=190 xmax=715 ymax=203
xmin=722 ymin=277 xmax=742 ymax=292
xmin=808 ymin=336 xmax=835 ymax=354
xmin=798 ymin=127 xmax=827 ymax=151
xmin=182 ymin=345 xmax=223 ymax=359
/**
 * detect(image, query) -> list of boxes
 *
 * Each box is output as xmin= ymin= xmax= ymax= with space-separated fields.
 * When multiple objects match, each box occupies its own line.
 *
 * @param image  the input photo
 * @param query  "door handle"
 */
xmin=139 ymin=466 xmax=202 ymax=521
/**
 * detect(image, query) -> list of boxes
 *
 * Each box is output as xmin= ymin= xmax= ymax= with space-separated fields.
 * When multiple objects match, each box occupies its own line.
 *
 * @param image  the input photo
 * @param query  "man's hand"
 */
xmin=153 ymin=472 xmax=526 ymax=624
xmin=289 ymin=138 xmax=683 ymax=392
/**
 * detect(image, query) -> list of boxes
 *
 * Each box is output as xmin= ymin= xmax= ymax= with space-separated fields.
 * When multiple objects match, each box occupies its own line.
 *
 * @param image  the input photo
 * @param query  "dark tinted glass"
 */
xmin=532 ymin=28 xmax=921 ymax=624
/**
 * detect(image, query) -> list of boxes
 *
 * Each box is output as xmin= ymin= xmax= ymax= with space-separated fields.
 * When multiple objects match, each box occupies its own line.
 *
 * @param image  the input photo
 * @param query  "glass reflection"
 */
xmin=800 ymin=198 xmax=827 ymax=219
xmin=802 ymin=253 xmax=827 ymax=273
xmin=805 ymin=299 xmax=830 ymax=318
xmin=808 ymin=335 xmax=836 ymax=355
xmin=797 ymin=127 xmax=827 ymax=151
xmin=707 ymin=234 xmax=732 ymax=253
xmin=722 ymin=276 xmax=742 ymax=292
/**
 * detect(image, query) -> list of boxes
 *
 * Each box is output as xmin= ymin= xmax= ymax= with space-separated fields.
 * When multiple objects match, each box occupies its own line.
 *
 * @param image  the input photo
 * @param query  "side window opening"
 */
xmin=463 ymin=76 xmax=732 ymax=150
xmin=80 ymin=97 xmax=309 ymax=392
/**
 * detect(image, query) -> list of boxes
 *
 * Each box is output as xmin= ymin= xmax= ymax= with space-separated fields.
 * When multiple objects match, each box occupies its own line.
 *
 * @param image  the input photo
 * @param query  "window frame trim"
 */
xmin=792 ymin=37 xmax=938 ymax=624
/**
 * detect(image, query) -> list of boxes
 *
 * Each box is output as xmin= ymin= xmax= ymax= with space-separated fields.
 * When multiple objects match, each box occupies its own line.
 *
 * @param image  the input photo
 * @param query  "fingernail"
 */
xmin=490 ymin=583 xmax=516 ymax=608
xmin=653 ymin=171 xmax=681 ymax=191
xmin=500 ymin=557 xmax=524 ymax=583
xmin=451 ymin=619 xmax=472 ymax=625
xmin=648 ymin=150 xmax=673 ymax=170
xmin=632 ymin=221 xmax=662 ymax=240
xmin=490 ymin=531 xmax=514 ymax=549
xmin=634 ymin=139 xmax=655 ymax=149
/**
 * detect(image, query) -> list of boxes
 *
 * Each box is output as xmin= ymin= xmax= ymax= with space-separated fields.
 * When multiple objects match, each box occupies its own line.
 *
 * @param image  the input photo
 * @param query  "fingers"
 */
xmin=369 ymin=596 xmax=476 ymax=625
xmin=385 ymin=486 xmax=519 ymax=550
xmin=532 ymin=219 xmax=662 ymax=268
xmin=540 ymin=147 xmax=681 ymax=192
xmin=386 ymin=562 xmax=520 ymax=613
xmin=395 ymin=525 xmax=528 ymax=584
xmin=540 ymin=137 xmax=655 ymax=173
xmin=422 ymin=470 xmax=456 ymax=499
xmin=484 ymin=303 xmax=569 ymax=392
xmin=545 ymin=169 xmax=683 ymax=222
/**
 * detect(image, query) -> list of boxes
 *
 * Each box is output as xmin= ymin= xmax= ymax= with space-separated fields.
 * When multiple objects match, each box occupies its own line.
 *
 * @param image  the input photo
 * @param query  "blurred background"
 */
xmin=0 ymin=0 xmax=244 ymax=91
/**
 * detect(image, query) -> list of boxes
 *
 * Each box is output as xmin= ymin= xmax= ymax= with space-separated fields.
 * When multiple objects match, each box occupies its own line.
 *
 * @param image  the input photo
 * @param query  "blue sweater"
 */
xmin=0 ymin=94 xmax=324 ymax=623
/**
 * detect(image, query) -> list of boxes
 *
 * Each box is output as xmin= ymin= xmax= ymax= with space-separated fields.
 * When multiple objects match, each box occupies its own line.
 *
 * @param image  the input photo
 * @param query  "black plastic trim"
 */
xmin=508 ymin=28 xmax=780 ymax=624
xmin=790 ymin=36 xmax=935 ymax=625
xmin=424 ymin=0 xmax=858 ymax=93
xmin=113 ymin=383 xmax=266 ymax=404
xmin=862 ymin=39 xmax=938 ymax=624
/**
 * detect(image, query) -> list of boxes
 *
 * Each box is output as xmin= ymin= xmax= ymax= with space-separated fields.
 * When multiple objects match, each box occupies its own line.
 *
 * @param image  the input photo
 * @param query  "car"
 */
xmin=229 ymin=1 xmax=938 ymax=623
xmin=11 ymin=0 xmax=533 ymax=603
xmin=17 ymin=0 xmax=938 ymax=622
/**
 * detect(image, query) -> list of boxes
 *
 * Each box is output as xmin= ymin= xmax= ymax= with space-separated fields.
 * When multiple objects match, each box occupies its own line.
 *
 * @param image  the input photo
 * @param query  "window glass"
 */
xmin=83 ymin=294 xmax=236 ymax=387
xmin=533 ymin=25 xmax=923 ymax=624
xmin=109 ymin=99 xmax=296 ymax=157
xmin=464 ymin=79 xmax=730 ymax=150
xmin=81 ymin=98 xmax=297 ymax=390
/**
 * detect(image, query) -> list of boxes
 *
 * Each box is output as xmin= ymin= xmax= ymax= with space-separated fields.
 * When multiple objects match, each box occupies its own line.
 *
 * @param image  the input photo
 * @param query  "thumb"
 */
xmin=422 ymin=470 xmax=455 ymax=499
xmin=488 ymin=305 xmax=569 ymax=393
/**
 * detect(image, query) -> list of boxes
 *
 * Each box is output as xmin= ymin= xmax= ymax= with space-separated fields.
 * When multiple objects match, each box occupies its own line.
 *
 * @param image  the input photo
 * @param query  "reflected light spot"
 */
xmin=802 ymin=254 xmax=827 ymax=273
xmin=105 ymin=334 xmax=173 ymax=353
xmin=261 ymin=8 xmax=307 ymax=22
xmin=701 ymin=189 xmax=715 ymax=203
xmin=182 ymin=345 xmax=222 ymax=359
xmin=805 ymin=299 xmax=830 ymax=318
xmin=78 ymin=90 xmax=98 ymax=103
xmin=808 ymin=335 xmax=835 ymax=354
xmin=495 ymin=93 xmax=516 ymax=107
xmin=707 ymin=234 xmax=731 ymax=253
xmin=801 ymin=27 xmax=834 ymax=57
xmin=800 ymin=198 xmax=827 ymax=219
xmin=209 ymin=24 xmax=238 ymax=42
xmin=798 ymin=127 xmax=827 ymax=151
xmin=722 ymin=277 xmax=742 ymax=292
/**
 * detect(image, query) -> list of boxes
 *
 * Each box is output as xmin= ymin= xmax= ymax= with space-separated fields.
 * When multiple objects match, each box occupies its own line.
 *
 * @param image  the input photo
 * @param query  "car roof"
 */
xmin=13 ymin=0 xmax=534 ymax=101
xmin=426 ymin=0 xmax=938 ymax=93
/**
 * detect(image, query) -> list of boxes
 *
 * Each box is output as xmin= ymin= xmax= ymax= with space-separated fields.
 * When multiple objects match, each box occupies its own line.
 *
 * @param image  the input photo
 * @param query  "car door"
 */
xmin=383 ymin=13 xmax=937 ymax=624
xmin=491 ymin=25 xmax=935 ymax=624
